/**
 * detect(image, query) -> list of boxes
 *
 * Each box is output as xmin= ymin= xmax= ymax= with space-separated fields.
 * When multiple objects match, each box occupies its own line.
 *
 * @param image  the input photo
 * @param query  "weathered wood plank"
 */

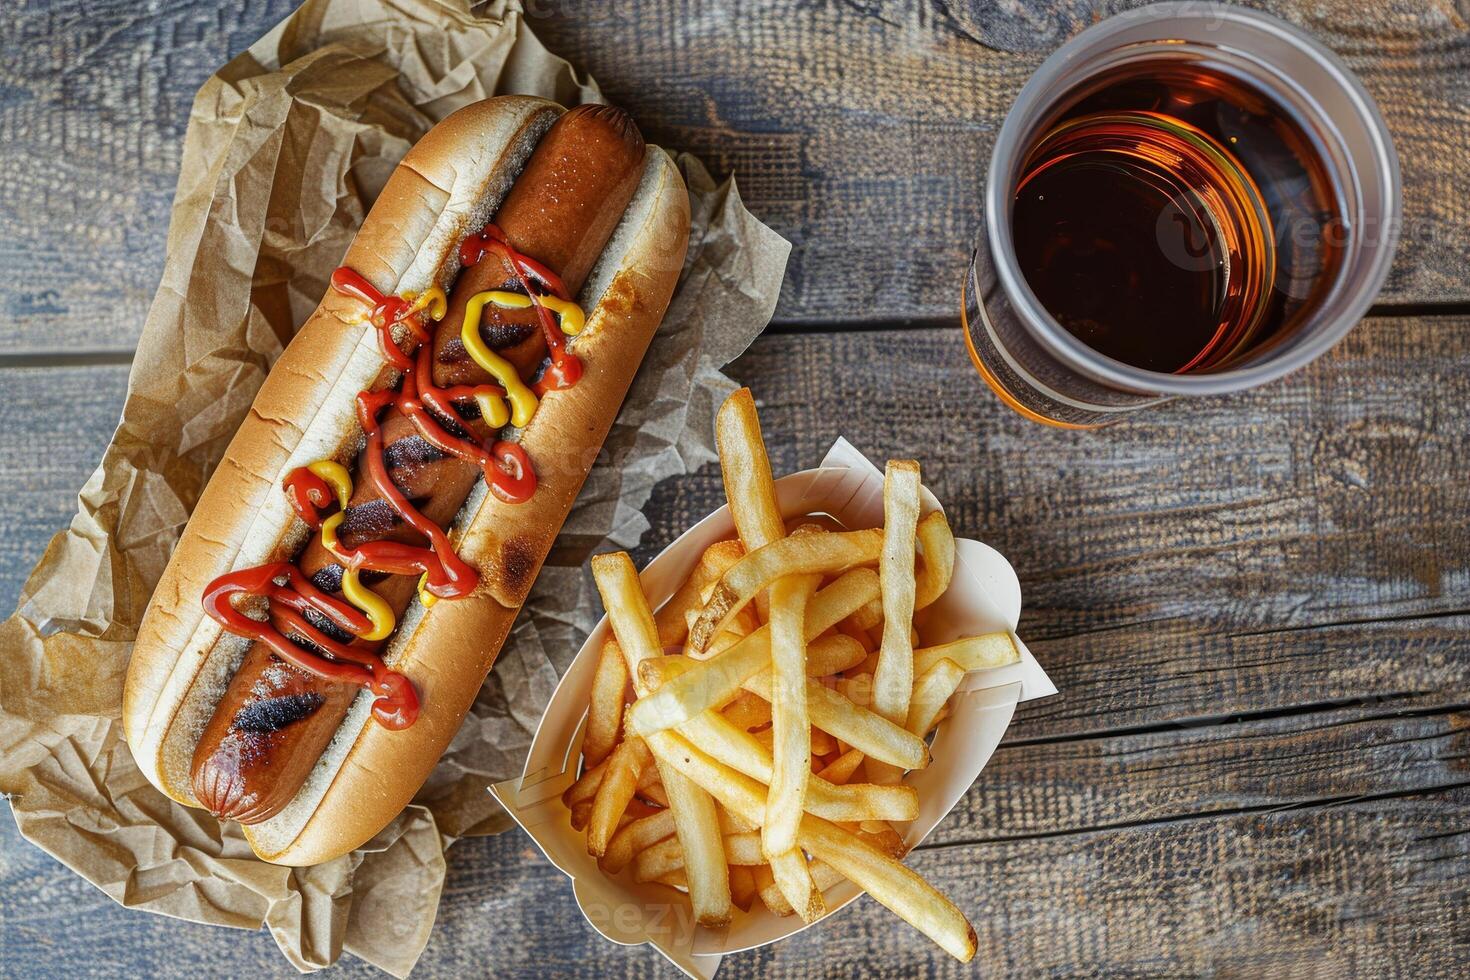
xmin=3 ymin=0 xmax=1469 ymax=354
xmin=531 ymin=0 xmax=1470 ymax=321
xmin=1008 ymin=614 xmax=1469 ymax=741
xmin=6 ymin=782 xmax=1466 ymax=976
xmin=0 ymin=0 xmax=299 ymax=356
xmin=0 ymin=363 xmax=130 ymax=615
xmin=925 ymin=788 xmax=1470 ymax=979
xmin=933 ymin=697 xmax=1470 ymax=845
xmin=733 ymin=315 xmax=1470 ymax=642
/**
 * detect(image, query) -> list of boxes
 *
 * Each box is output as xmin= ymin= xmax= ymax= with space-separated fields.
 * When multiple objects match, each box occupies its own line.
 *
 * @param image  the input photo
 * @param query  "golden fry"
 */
xmin=592 ymin=551 xmax=732 ymax=927
xmin=643 ymin=633 xmax=863 ymax=695
xmin=587 ymin=731 xmax=652 ymax=857
xmin=601 ymin=807 xmax=676 ymax=875
xmin=563 ymin=757 xmax=608 ymax=809
xmin=685 ymin=601 xmax=759 ymax=660
xmin=647 ymin=730 xmax=977 ymax=961
xmin=721 ymin=691 xmax=771 ymax=731
xmin=742 ymin=670 xmax=928 ymax=770
xmin=593 ymin=553 xmax=664 ymax=682
xmin=700 ymin=538 xmax=747 ymax=581
xmin=764 ymin=572 xmax=819 ymax=856
xmin=672 ymin=690 xmax=919 ymax=823
xmin=689 ymin=531 xmax=884 ymax=651
xmin=717 ymin=387 xmax=787 ymax=624
xmin=628 ymin=568 xmax=879 ymax=736
xmin=638 ymin=778 xmax=669 ymax=808
xmin=913 ymin=632 xmax=1019 ymax=676
xmin=660 ymin=764 xmax=732 ymax=927
xmin=871 ymin=460 xmax=921 ymax=785
xmin=654 ymin=540 xmax=740 ymax=652
xmin=849 ymin=509 xmax=953 ymax=631
xmin=722 ymin=831 xmax=766 ymax=866
xmin=913 ymin=510 xmax=956 ymax=610
xmin=753 ymin=863 xmax=792 ymax=916
xmin=717 ymin=388 xmax=786 ymax=552
xmin=717 ymin=804 xmax=756 ymax=835
xmin=729 ymin=863 xmax=758 ymax=913
xmin=565 ymin=753 xmax=664 ymax=810
xmin=905 ymin=658 xmax=965 ymax=736
xmin=582 ymin=637 xmax=628 ymax=770
xmin=816 ymin=747 xmax=866 ymax=785
xmin=848 ymin=597 xmax=883 ymax=632
xmin=768 ymin=846 xmax=826 ymax=923
xmin=756 ymin=719 xmax=842 ymax=757
xmin=569 ymin=800 xmax=592 ymax=832
xmin=634 ymin=835 xmax=686 ymax=882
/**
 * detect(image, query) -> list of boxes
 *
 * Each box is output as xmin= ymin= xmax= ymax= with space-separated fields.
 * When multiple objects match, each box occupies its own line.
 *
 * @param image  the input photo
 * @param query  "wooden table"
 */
xmin=4 ymin=1 xmax=1468 ymax=975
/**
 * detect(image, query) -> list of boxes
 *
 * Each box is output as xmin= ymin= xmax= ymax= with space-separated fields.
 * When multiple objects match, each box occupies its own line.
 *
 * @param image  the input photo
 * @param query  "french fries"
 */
xmin=592 ymin=552 xmax=732 ymax=928
xmin=587 ymin=727 xmax=652 ymax=856
xmin=647 ymin=665 xmax=919 ymax=823
xmin=563 ymin=388 xmax=1021 ymax=962
xmin=647 ymin=728 xmax=977 ymax=961
xmin=688 ymin=531 xmax=884 ymax=652
xmin=729 ymin=863 xmax=758 ymax=912
xmin=717 ymin=387 xmax=786 ymax=554
xmin=870 ymin=460 xmax=921 ymax=785
xmin=602 ymin=807 xmax=676 ymax=874
xmin=875 ymin=460 xmax=921 ymax=727
xmin=914 ymin=510 xmax=956 ymax=610
xmin=763 ymin=572 xmax=818 ymax=859
xmin=741 ymin=669 xmax=928 ymax=769
xmin=582 ymin=637 xmax=628 ymax=769
xmin=638 ymin=633 xmax=866 ymax=693
xmin=628 ymin=568 xmax=880 ymax=735
xmin=769 ymin=845 xmax=825 ymax=923
xmin=655 ymin=546 xmax=735 ymax=651
xmin=906 ymin=659 xmax=965 ymax=737
xmin=914 ymin=632 xmax=1020 ymax=675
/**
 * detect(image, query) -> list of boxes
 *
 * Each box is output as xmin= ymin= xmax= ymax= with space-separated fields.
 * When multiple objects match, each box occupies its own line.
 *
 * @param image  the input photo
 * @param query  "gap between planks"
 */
xmin=765 ymin=299 xmax=1470 ymax=334
xmin=1002 ymin=696 xmax=1470 ymax=750
xmin=6 ymin=300 xmax=1470 ymax=366
xmin=0 ymin=349 xmax=135 ymax=369
xmin=915 ymin=778 xmax=1470 ymax=850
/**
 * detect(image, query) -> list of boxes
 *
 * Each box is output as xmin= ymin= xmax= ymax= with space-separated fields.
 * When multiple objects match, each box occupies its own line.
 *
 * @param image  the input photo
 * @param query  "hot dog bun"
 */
xmin=123 ymin=96 xmax=691 ymax=865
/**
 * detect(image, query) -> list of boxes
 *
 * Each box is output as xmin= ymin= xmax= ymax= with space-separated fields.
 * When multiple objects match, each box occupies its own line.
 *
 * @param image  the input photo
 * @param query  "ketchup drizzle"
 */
xmin=201 ymin=223 xmax=579 ymax=731
xmin=202 ymin=564 xmax=417 ymax=729
xmin=284 ymin=468 xmax=337 ymax=526
xmin=460 ymin=225 xmax=583 ymax=392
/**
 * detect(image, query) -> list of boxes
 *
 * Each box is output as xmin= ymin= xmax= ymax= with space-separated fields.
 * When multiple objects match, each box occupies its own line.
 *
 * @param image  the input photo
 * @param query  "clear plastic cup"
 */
xmin=963 ymin=2 xmax=1401 ymax=427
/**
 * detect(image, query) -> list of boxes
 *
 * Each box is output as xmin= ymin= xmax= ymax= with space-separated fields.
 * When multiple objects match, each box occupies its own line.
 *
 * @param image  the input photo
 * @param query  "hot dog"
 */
xmin=122 ymin=97 xmax=691 ymax=865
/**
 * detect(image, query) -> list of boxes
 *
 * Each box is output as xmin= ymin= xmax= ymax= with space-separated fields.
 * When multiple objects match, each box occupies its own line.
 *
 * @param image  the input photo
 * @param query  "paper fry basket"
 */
xmin=491 ymin=439 xmax=1057 ymax=976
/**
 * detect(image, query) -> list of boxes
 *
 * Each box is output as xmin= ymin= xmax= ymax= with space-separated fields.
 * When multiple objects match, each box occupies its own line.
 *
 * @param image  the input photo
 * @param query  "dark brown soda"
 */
xmin=1012 ymin=60 xmax=1344 ymax=374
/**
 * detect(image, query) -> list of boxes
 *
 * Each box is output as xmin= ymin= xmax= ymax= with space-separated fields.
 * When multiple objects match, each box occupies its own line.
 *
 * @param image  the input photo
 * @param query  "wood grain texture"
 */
xmin=4 ymin=0 xmax=1469 ymax=972
xmin=0 ymin=363 xmax=130 ymax=613
xmin=6 ymin=776 xmax=1467 ymax=976
xmin=526 ymin=0 xmax=1470 ymax=320
xmin=0 ymin=0 xmax=298 ymax=356
xmin=3 ymin=0 xmax=1470 ymax=355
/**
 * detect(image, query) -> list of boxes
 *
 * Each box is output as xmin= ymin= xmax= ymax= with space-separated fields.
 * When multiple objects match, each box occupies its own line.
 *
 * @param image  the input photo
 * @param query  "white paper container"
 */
xmin=491 ymin=439 xmax=1057 ymax=977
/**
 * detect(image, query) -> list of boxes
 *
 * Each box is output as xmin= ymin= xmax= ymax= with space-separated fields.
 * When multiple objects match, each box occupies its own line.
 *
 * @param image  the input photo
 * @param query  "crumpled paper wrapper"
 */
xmin=0 ymin=0 xmax=789 ymax=974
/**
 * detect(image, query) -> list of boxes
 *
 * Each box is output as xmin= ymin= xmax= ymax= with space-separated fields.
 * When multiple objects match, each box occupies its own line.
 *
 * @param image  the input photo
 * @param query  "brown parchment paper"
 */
xmin=0 ymin=0 xmax=789 ymax=974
